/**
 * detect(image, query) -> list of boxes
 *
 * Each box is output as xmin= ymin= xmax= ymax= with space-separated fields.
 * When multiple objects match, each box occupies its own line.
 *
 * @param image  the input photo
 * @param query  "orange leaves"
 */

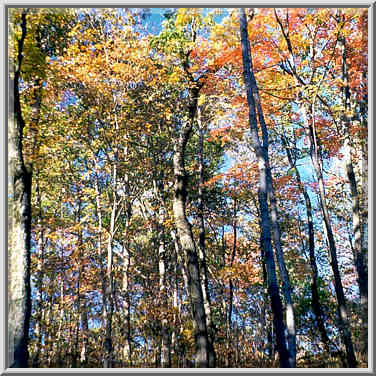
xmin=232 ymin=95 xmax=245 ymax=107
xmin=212 ymin=48 xmax=239 ymax=71
xmin=274 ymin=175 xmax=300 ymax=203
xmin=219 ymin=262 xmax=262 ymax=286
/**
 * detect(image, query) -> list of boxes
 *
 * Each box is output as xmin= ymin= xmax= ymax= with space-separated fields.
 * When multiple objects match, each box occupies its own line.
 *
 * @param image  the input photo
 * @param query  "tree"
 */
xmin=8 ymin=8 xmax=32 ymax=368
xmin=239 ymin=8 xmax=292 ymax=368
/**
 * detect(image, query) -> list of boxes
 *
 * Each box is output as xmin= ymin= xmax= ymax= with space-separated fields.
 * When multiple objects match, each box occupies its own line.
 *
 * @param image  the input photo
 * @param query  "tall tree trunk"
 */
xmin=94 ymin=173 xmax=113 ymax=368
xmin=149 ymin=180 xmax=171 ymax=367
xmin=171 ymin=86 xmax=211 ymax=367
xmin=300 ymin=101 xmax=357 ymax=367
xmin=274 ymin=10 xmax=357 ymax=366
xmin=122 ymin=243 xmax=132 ymax=366
xmin=104 ymin=195 xmax=116 ymax=368
xmin=103 ymin=104 xmax=122 ymax=367
xmin=122 ymin=204 xmax=132 ymax=366
xmin=31 ymin=171 xmax=45 ymax=367
xmin=156 ymin=210 xmax=171 ymax=368
xmin=56 ymin=245 xmax=65 ymax=367
xmin=239 ymin=8 xmax=291 ymax=368
xmin=243 ymin=14 xmax=296 ymax=363
xmin=72 ymin=200 xmax=83 ymax=368
xmin=265 ymin=172 xmax=296 ymax=367
xmin=170 ymin=245 xmax=180 ymax=366
xmin=8 ymin=9 xmax=32 ymax=368
xmin=226 ymin=199 xmax=237 ymax=367
xmin=339 ymin=28 xmax=368 ymax=361
xmin=281 ymin=136 xmax=331 ymax=352
xmin=197 ymin=108 xmax=216 ymax=367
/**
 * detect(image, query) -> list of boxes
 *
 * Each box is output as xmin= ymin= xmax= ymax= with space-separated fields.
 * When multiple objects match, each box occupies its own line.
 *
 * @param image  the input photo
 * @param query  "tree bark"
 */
xmin=239 ymin=8 xmax=291 ymax=368
xmin=8 ymin=9 xmax=32 ymax=368
xmin=197 ymin=108 xmax=216 ymax=367
xmin=171 ymin=87 xmax=211 ymax=367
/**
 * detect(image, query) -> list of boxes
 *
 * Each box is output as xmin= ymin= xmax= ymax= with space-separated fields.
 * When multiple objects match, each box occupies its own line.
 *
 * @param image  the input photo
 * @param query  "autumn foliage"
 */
xmin=8 ymin=7 xmax=368 ymax=368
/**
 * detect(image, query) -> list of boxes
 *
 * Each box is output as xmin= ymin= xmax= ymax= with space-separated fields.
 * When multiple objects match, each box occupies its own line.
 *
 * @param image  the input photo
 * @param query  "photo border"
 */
xmin=1 ymin=1 xmax=374 ymax=375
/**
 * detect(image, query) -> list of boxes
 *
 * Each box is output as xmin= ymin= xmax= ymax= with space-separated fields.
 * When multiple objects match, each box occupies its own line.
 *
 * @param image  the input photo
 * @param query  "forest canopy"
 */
xmin=8 ymin=7 xmax=368 ymax=368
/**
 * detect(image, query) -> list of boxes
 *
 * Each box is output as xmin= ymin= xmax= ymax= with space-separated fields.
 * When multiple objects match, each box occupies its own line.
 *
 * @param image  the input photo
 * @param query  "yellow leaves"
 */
xmin=168 ymin=71 xmax=181 ymax=84
xmin=112 ymin=62 xmax=127 ymax=74
xmin=82 ymin=187 xmax=97 ymax=197
xmin=176 ymin=8 xmax=202 ymax=27
xmin=211 ymin=24 xmax=225 ymax=37
xmin=176 ymin=12 xmax=188 ymax=27
xmin=197 ymin=94 xmax=206 ymax=106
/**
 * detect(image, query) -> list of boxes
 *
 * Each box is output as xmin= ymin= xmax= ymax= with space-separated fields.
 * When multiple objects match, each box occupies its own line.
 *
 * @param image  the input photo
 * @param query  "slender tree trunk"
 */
xmin=8 ymin=9 xmax=32 ymax=368
xmin=265 ymin=169 xmax=296 ymax=367
xmin=273 ymin=9 xmax=357 ymax=366
xmin=226 ymin=199 xmax=237 ymax=367
xmin=243 ymin=17 xmax=296 ymax=364
xmin=281 ymin=136 xmax=331 ymax=352
xmin=197 ymin=108 xmax=216 ymax=367
xmin=359 ymin=79 xmax=368 ymax=358
xmin=94 ymin=174 xmax=112 ymax=368
xmin=157 ymin=220 xmax=171 ymax=367
xmin=104 ymin=196 xmax=116 ymax=368
xmin=103 ymin=105 xmax=122 ymax=367
xmin=122 ymin=242 xmax=132 ymax=366
xmin=72 ymin=201 xmax=83 ymax=368
xmin=122 ymin=204 xmax=132 ymax=366
xmin=239 ymin=8 xmax=290 ymax=368
xmin=358 ymin=12 xmax=368 ymax=278
xmin=56 ymin=247 xmax=65 ymax=367
xmin=300 ymin=101 xmax=357 ymax=367
xmin=171 ymin=250 xmax=179 ymax=366
xmin=80 ymin=303 xmax=89 ymax=366
xmin=31 ymin=171 xmax=45 ymax=367
xmin=339 ymin=30 xmax=368 ymax=361
xmin=259 ymin=232 xmax=274 ymax=364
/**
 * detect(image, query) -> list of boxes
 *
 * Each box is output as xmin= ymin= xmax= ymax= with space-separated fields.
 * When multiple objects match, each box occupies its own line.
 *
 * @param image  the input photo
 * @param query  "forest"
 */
xmin=8 ymin=7 xmax=368 ymax=368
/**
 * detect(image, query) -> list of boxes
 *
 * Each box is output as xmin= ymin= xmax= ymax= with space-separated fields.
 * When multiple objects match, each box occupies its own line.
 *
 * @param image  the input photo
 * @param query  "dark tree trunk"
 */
xmin=339 ymin=27 xmax=368 ymax=360
xmin=8 ymin=9 xmax=32 ymax=368
xmin=242 ymin=15 xmax=296 ymax=364
xmin=239 ymin=8 xmax=291 ymax=368
xmin=226 ymin=200 xmax=237 ymax=367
